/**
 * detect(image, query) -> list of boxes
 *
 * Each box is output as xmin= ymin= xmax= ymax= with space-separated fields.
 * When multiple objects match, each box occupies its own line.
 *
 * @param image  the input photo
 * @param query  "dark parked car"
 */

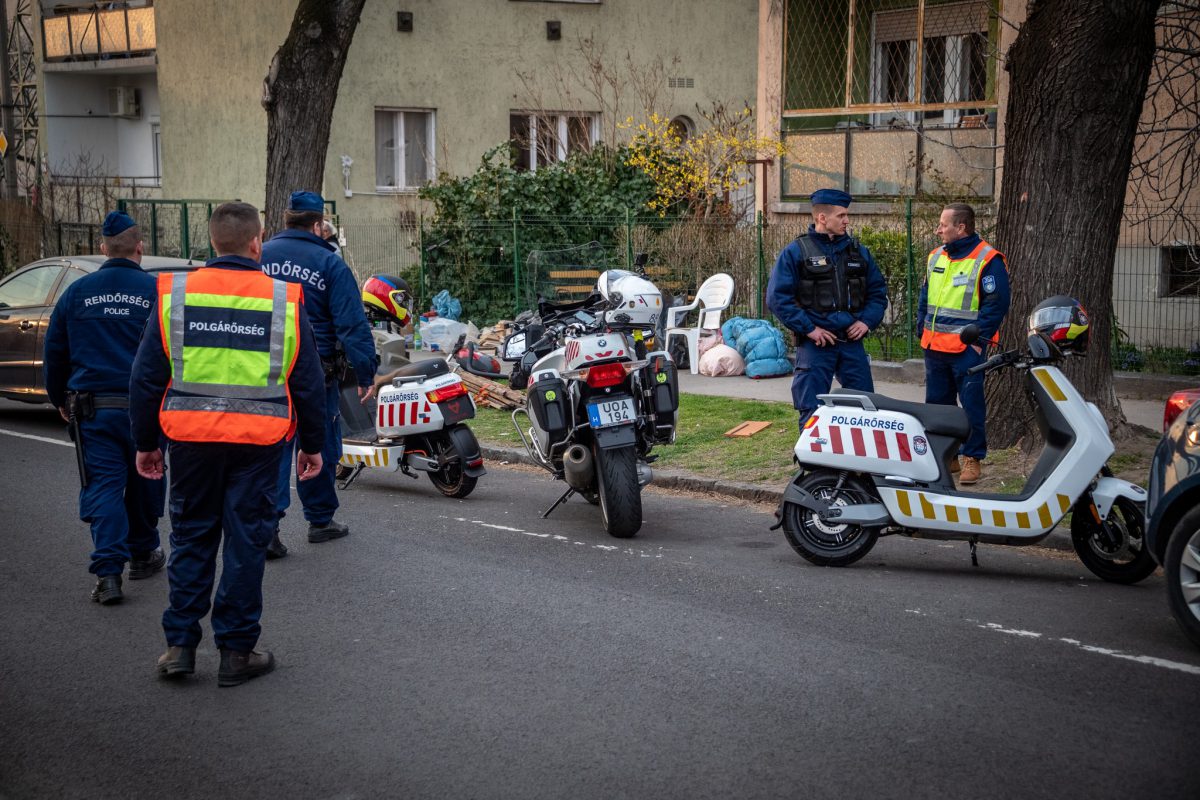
xmin=0 ymin=255 xmax=197 ymax=404
xmin=1146 ymin=389 xmax=1200 ymax=648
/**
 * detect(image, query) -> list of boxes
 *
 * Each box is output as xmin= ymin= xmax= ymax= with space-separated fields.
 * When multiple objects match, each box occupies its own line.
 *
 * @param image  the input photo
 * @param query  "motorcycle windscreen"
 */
xmin=340 ymin=383 xmax=379 ymax=441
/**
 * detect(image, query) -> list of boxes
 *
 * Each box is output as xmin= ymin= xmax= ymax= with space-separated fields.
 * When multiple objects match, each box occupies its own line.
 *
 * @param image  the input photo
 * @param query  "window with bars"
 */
xmin=1162 ymin=246 xmax=1200 ymax=298
xmin=509 ymin=112 xmax=598 ymax=171
xmin=375 ymin=109 xmax=436 ymax=190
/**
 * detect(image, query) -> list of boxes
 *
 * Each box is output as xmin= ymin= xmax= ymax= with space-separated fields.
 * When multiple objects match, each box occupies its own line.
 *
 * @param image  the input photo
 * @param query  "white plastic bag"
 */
xmin=420 ymin=317 xmax=469 ymax=352
xmin=698 ymin=343 xmax=746 ymax=377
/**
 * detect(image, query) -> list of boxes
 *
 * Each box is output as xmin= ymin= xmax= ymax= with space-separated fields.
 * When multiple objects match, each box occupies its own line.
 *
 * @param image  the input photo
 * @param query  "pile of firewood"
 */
xmin=454 ymin=367 xmax=525 ymax=410
xmin=474 ymin=321 xmax=512 ymax=355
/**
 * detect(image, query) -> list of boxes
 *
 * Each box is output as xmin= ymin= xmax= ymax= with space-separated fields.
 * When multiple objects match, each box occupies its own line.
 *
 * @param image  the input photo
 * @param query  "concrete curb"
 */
xmin=478 ymin=443 xmax=1074 ymax=552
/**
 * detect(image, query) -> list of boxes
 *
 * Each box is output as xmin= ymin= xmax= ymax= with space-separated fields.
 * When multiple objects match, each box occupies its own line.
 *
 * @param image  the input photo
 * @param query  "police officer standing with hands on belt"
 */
xmin=767 ymin=188 xmax=889 ymax=428
xmin=130 ymin=202 xmax=327 ymax=686
xmin=917 ymin=202 xmax=1010 ymax=485
xmin=43 ymin=210 xmax=165 ymax=605
xmin=260 ymin=191 xmax=376 ymax=558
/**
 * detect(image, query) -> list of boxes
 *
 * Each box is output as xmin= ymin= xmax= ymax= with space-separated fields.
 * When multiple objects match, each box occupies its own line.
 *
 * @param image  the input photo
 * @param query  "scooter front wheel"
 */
xmin=781 ymin=471 xmax=879 ymax=567
xmin=1070 ymin=495 xmax=1156 ymax=584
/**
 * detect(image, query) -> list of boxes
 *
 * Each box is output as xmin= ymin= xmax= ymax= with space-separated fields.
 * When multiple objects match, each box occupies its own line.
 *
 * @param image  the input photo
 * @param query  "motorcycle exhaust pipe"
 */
xmin=563 ymin=444 xmax=595 ymax=491
xmin=636 ymin=461 xmax=653 ymax=486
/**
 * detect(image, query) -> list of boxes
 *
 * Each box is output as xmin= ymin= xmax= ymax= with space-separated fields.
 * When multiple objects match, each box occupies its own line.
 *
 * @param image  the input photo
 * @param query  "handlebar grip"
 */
xmin=968 ymin=355 xmax=1000 ymax=375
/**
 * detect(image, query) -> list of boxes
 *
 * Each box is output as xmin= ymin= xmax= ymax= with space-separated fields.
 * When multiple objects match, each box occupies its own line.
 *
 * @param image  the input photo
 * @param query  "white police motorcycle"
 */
xmin=773 ymin=297 xmax=1157 ymax=584
xmin=511 ymin=264 xmax=679 ymax=538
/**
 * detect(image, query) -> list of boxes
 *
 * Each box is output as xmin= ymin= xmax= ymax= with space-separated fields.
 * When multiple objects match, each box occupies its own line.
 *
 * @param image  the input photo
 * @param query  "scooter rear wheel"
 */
xmin=781 ymin=471 xmax=879 ymax=567
xmin=427 ymin=433 xmax=479 ymax=499
xmin=1070 ymin=495 xmax=1156 ymax=584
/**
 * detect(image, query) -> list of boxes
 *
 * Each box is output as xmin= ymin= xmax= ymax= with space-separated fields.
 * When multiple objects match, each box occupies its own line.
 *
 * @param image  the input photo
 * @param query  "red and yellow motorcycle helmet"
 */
xmin=362 ymin=275 xmax=414 ymax=326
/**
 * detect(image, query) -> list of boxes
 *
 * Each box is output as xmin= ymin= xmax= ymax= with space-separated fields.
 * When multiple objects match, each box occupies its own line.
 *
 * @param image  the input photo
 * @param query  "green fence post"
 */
xmin=511 ymin=207 xmax=521 ymax=314
xmin=625 ymin=208 xmax=634 ymax=268
xmin=117 ymin=198 xmax=127 ymax=214
xmin=206 ymin=203 xmax=214 ymax=259
xmin=418 ymin=215 xmax=427 ymax=306
xmin=150 ymin=203 xmax=158 ymax=256
xmin=756 ymin=211 xmax=766 ymax=319
xmin=905 ymin=197 xmax=915 ymax=360
xmin=180 ymin=203 xmax=190 ymax=259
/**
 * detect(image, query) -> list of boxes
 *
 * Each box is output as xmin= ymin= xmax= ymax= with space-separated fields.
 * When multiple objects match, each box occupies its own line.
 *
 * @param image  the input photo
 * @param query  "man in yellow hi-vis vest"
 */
xmin=130 ymin=202 xmax=328 ymax=687
xmin=916 ymin=203 xmax=1011 ymax=485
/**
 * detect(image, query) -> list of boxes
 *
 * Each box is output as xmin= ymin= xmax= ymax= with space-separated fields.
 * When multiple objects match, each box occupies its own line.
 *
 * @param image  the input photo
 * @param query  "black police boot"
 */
xmin=265 ymin=530 xmax=288 ymax=560
xmin=156 ymin=645 xmax=196 ymax=678
xmin=307 ymin=519 xmax=349 ymax=543
xmin=128 ymin=547 xmax=166 ymax=580
xmin=90 ymin=575 xmax=123 ymax=605
xmin=218 ymin=648 xmax=276 ymax=687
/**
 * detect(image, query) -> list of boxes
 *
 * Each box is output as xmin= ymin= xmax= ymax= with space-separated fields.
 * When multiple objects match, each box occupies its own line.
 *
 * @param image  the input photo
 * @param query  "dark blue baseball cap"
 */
xmin=101 ymin=210 xmax=137 ymax=237
xmin=810 ymin=188 xmax=852 ymax=208
xmin=288 ymin=190 xmax=325 ymax=212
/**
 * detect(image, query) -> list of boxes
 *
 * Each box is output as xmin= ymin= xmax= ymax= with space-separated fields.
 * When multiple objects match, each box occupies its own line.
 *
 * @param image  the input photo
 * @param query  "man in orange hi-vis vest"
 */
xmin=129 ymin=202 xmax=327 ymax=688
xmin=916 ymin=203 xmax=1011 ymax=486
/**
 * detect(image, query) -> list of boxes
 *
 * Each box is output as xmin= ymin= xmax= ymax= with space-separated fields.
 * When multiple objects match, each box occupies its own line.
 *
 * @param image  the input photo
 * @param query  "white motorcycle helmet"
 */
xmin=596 ymin=269 xmax=663 ymax=328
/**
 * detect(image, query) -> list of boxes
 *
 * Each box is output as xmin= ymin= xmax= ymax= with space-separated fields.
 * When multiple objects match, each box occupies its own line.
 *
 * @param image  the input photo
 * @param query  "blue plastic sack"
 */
xmin=432 ymin=289 xmax=462 ymax=321
xmin=721 ymin=317 xmax=791 ymax=379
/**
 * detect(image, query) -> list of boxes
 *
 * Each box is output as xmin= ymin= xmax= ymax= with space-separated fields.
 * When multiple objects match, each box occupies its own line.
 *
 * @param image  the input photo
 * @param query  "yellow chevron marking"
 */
xmin=1058 ymin=493 xmax=1072 ymax=513
xmin=1034 ymin=368 xmax=1067 ymax=402
xmin=968 ymin=507 xmax=982 ymax=525
xmin=919 ymin=493 xmax=936 ymax=520
xmin=382 ymin=449 xmax=389 ymax=466
xmin=1038 ymin=503 xmax=1053 ymax=528
xmin=945 ymin=505 xmax=959 ymax=523
xmin=992 ymin=509 xmax=1005 ymax=528
xmin=1016 ymin=511 xmax=1030 ymax=529
xmin=897 ymin=490 xmax=912 ymax=516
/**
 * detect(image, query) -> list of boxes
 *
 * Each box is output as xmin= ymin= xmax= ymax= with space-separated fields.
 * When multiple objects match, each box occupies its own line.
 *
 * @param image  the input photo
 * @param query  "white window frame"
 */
xmin=151 ymin=122 xmax=162 ymax=185
xmin=511 ymin=112 xmax=599 ymax=170
xmin=375 ymin=107 xmax=436 ymax=192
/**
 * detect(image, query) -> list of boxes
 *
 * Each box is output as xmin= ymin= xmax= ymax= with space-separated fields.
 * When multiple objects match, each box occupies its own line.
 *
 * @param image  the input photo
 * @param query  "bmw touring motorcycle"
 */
xmin=511 ymin=265 xmax=679 ymax=538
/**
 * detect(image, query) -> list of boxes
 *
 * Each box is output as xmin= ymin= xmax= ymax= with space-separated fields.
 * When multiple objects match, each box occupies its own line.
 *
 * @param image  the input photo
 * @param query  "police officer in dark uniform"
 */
xmin=43 ymin=211 xmax=166 ymax=605
xmin=767 ymin=189 xmax=889 ymax=427
xmin=130 ymin=202 xmax=326 ymax=686
xmin=260 ymin=191 xmax=376 ymax=558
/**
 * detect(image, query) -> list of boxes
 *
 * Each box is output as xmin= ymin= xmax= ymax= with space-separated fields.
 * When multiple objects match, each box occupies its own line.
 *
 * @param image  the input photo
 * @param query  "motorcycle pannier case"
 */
xmin=648 ymin=354 xmax=678 ymax=415
xmin=529 ymin=375 xmax=569 ymax=442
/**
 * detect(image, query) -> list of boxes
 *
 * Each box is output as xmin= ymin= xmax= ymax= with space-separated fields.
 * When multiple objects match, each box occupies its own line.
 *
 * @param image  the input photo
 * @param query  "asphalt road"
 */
xmin=1 ymin=398 xmax=1198 ymax=799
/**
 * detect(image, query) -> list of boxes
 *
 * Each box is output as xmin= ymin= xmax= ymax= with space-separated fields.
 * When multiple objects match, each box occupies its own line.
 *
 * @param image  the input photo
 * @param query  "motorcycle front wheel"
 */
xmin=427 ymin=432 xmax=479 ymax=499
xmin=1070 ymin=495 xmax=1156 ymax=584
xmin=595 ymin=444 xmax=641 ymax=538
xmin=781 ymin=471 xmax=879 ymax=567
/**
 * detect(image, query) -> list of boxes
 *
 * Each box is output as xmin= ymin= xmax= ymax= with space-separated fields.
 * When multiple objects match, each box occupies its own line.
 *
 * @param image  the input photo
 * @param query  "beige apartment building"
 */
xmin=21 ymin=0 xmax=758 ymax=224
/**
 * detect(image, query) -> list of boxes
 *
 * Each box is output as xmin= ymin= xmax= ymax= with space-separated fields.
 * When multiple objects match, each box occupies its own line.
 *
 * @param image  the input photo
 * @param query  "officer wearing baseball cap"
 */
xmin=44 ymin=210 xmax=166 ymax=605
xmin=259 ymin=190 xmax=376 ymax=557
xmin=767 ymin=189 xmax=889 ymax=427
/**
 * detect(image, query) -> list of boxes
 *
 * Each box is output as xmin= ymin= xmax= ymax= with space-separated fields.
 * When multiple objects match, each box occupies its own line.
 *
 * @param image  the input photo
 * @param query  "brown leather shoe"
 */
xmin=949 ymin=457 xmax=961 ymax=474
xmin=959 ymin=456 xmax=982 ymax=485
xmin=218 ymin=648 xmax=276 ymax=687
xmin=157 ymin=646 xmax=196 ymax=678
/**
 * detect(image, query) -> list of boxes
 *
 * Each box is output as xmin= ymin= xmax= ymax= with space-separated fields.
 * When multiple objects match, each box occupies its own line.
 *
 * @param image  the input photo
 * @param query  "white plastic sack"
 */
xmin=698 ymin=343 xmax=745 ymax=377
xmin=420 ymin=317 xmax=469 ymax=352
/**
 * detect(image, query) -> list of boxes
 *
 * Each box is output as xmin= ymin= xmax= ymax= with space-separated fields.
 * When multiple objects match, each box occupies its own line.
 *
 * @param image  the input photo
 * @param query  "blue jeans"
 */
xmin=791 ymin=338 xmax=874 ymax=426
xmin=79 ymin=408 xmax=164 ymax=576
xmin=924 ymin=347 xmax=987 ymax=459
xmin=276 ymin=381 xmax=341 ymax=526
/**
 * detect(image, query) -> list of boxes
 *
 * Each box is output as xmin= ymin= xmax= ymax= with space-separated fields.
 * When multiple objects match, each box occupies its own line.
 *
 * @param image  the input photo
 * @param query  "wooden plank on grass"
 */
xmin=724 ymin=421 xmax=772 ymax=438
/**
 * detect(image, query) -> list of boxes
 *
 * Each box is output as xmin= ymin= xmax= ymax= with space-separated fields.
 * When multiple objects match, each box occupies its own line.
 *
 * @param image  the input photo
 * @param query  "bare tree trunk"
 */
xmin=261 ymin=0 xmax=366 ymax=234
xmin=987 ymin=0 xmax=1162 ymax=447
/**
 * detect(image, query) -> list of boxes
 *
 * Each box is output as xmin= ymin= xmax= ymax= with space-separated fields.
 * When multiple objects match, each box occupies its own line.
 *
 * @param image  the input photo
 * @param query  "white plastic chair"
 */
xmin=664 ymin=272 xmax=735 ymax=375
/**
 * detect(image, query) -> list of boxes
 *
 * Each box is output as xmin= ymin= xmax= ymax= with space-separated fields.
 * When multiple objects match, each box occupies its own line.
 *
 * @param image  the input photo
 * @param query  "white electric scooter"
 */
xmin=773 ymin=320 xmax=1157 ymax=584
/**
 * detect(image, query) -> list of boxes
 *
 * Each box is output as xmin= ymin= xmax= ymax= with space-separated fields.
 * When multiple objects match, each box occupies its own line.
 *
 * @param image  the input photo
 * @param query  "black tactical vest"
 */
xmin=793 ymin=234 xmax=868 ymax=314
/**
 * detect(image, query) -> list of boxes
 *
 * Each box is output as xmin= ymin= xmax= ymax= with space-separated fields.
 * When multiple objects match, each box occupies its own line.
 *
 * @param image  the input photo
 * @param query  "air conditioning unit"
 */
xmin=108 ymin=86 xmax=140 ymax=119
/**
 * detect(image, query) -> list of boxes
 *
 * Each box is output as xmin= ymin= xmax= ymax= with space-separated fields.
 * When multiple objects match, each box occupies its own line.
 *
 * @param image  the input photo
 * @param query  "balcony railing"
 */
xmin=42 ymin=6 xmax=156 ymax=61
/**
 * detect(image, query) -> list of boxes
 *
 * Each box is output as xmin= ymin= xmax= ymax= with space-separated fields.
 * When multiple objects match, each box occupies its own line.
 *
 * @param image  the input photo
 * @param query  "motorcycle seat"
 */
xmin=375 ymin=357 xmax=450 ymax=388
xmin=829 ymin=389 xmax=970 ymax=440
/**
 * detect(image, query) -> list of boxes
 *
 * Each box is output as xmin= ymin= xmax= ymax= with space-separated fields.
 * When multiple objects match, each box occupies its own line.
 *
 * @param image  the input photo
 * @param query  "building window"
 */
xmin=509 ymin=112 xmax=598 ymax=171
xmin=668 ymin=115 xmax=695 ymax=142
xmin=1162 ymin=246 xmax=1200 ymax=298
xmin=375 ymin=109 xmax=435 ymax=190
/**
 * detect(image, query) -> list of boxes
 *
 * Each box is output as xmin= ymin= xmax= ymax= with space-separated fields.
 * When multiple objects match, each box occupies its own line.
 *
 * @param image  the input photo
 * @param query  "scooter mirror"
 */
xmin=501 ymin=331 xmax=527 ymax=362
xmin=959 ymin=323 xmax=981 ymax=346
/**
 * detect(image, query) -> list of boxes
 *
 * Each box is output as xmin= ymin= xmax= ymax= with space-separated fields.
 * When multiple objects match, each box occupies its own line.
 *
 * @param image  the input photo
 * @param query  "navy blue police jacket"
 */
xmin=259 ymin=230 xmax=375 ymax=387
xmin=767 ymin=225 xmax=889 ymax=336
xmin=43 ymin=257 xmax=156 ymax=409
xmin=127 ymin=255 xmax=327 ymax=455
xmin=915 ymin=233 xmax=1011 ymax=346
